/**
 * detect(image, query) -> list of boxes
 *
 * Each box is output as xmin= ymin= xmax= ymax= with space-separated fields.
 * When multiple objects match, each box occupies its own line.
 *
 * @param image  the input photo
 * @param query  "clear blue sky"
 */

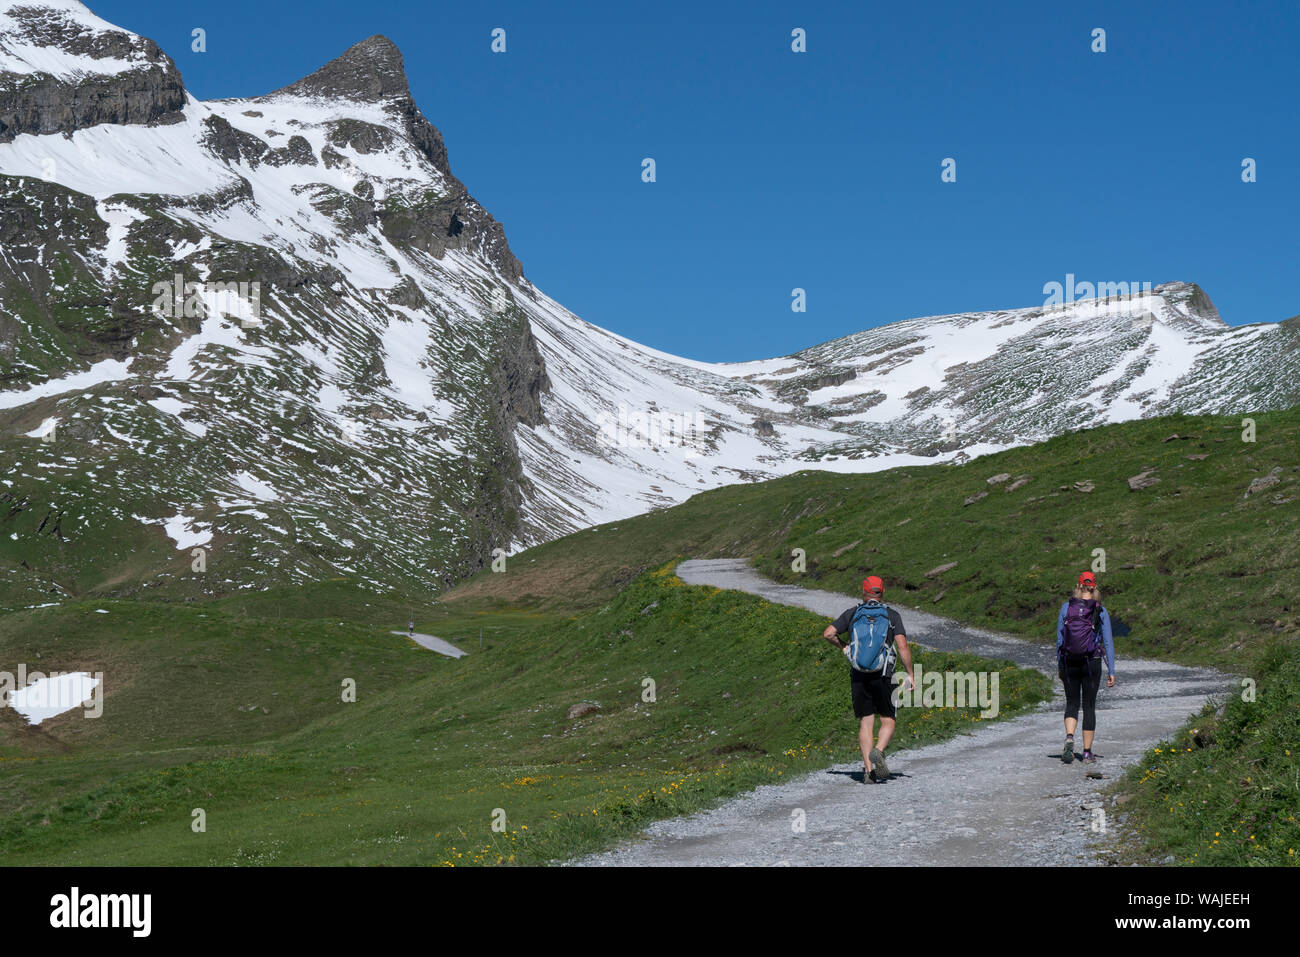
xmin=96 ymin=0 xmax=1298 ymax=361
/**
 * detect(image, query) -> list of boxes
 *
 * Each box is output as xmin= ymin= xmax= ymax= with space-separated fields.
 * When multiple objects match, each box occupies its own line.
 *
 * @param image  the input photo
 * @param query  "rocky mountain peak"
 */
xmin=1153 ymin=281 xmax=1225 ymax=328
xmin=250 ymin=33 xmax=523 ymax=280
xmin=256 ymin=35 xmax=459 ymax=206
xmin=266 ymin=34 xmax=411 ymax=103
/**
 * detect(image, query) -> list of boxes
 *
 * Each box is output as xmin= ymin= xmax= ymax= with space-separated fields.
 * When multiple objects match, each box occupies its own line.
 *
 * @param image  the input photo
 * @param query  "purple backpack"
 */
xmin=1062 ymin=597 xmax=1102 ymax=657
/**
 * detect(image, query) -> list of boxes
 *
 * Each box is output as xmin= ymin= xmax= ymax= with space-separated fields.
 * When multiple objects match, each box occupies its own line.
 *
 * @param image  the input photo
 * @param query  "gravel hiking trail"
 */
xmin=576 ymin=559 xmax=1230 ymax=867
xmin=390 ymin=630 xmax=466 ymax=658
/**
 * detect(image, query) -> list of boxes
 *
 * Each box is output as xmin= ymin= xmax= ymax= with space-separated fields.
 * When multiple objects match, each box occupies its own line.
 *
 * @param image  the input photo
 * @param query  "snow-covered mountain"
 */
xmin=1 ymin=1 xmax=1296 ymax=603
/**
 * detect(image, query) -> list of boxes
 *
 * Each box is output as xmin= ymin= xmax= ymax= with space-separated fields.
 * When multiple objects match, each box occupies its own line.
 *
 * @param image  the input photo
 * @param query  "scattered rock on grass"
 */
xmin=926 ymin=561 xmax=958 ymax=578
xmin=833 ymin=539 xmax=861 ymax=557
xmin=567 ymin=702 xmax=602 ymax=720
xmin=987 ymin=473 xmax=1011 ymax=485
xmin=1004 ymin=474 xmax=1032 ymax=492
xmin=964 ymin=491 xmax=988 ymax=506
xmin=1073 ymin=480 xmax=1095 ymax=493
xmin=1244 ymin=468 xmax=1282 ymax=498
xmin=1127 ymin=469 xmax=1160 ymax=491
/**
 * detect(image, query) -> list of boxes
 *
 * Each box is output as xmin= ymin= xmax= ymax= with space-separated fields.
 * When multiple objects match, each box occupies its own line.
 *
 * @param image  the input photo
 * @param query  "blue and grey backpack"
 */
xmin=848 ymin=601 xmax=893 ymax=673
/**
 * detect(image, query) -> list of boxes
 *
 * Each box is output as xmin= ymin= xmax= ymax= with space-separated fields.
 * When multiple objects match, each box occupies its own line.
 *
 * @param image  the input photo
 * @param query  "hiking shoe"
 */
xmin=869 ymin=748 xmax=890 ymax=781
xmin=1062 ymin=739 xmax=1075 ymax=764
xmin=1082 ymin=750 xmax=1096 ymax=764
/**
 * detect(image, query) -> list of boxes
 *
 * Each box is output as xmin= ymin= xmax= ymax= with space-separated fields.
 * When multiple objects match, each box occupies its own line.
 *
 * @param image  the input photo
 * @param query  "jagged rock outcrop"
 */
xmin=0 ymin=1 xmax=185 ymax=141
xmin=264 ymin=134 xmax=317 ymax=167
xmin=200 ymin=114 xmax=270 ymax=167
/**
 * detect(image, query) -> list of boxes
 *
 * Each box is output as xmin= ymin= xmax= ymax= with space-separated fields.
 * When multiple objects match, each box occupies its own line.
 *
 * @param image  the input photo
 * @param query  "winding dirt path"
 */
xmin=576 ymin=560 xmax=1230 ymax=866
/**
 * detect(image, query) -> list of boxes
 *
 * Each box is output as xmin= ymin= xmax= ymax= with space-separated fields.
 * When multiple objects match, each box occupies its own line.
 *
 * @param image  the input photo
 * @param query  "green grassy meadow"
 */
xmin=0 ymin=566 xmax=1049 ymax=865
xmin=2 ymin=407 xmax=1296 ymax=864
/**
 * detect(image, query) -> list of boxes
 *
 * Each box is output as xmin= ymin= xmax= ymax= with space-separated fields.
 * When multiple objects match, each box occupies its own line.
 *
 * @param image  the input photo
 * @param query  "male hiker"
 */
xmin=822 ymin=576 xmax=915 ymax=783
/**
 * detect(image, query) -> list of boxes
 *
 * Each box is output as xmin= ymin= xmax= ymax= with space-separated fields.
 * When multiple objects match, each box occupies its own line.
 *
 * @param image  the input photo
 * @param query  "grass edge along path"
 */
xmin=1110 ymin=642 xmax=1300 ymax=867
xmin=0 ymin=565 xmax=1051 ymax=866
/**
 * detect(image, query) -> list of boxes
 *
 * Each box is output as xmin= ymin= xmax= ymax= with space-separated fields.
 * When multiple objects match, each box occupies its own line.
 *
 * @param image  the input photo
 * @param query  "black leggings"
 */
xmin=1062 ymin=655 xmax=1103 ymax=732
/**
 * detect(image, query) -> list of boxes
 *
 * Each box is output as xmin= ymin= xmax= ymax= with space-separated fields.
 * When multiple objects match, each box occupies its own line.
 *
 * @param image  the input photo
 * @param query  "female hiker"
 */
xmin=1056 ymin=571 xmax=1116 ymax=764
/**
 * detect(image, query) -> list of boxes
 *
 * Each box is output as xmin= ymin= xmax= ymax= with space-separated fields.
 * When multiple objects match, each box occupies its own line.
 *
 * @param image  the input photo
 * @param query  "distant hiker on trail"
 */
xmin=823 ymin=576 xmax=916 ymax=783
xmin=1056 ymin=571 xmax=1116 ymax=764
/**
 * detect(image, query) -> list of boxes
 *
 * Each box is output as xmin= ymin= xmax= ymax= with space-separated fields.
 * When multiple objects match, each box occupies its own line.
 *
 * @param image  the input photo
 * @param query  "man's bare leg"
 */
xmin=859 ymin=716 xmax=875 ymax=775
xmin=877 ymin=716 xmax=896 ymax=753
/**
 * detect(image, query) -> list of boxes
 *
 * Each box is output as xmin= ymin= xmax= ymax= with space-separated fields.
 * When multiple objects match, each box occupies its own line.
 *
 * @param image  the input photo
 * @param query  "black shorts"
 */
xmin=850 ymin=667 xmax=896 ymax=719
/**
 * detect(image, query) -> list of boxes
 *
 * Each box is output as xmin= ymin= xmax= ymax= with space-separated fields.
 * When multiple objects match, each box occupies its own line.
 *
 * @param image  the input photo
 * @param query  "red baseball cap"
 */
xmin=1078 ymin=571 xmax=1097 ymax=587
xmin=862 ymin=576 xmax=884 ymax=595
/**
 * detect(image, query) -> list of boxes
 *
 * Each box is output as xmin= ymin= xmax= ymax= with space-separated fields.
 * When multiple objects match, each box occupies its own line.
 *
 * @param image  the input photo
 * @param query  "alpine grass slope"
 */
xmin=1 ymin=1 xmax=1296 ymax=605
